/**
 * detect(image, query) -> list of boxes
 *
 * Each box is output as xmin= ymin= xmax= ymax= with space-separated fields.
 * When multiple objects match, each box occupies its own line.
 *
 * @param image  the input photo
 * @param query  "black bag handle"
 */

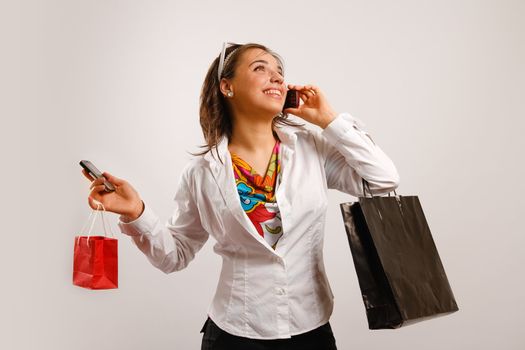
xmin=361 ymin=178 xmax=404 ymax=216
xmin=361 ymin=178 xmax=398 ymax=198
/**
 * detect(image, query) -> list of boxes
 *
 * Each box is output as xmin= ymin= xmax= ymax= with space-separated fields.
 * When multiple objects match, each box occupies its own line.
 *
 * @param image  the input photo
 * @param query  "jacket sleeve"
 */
xmin=312 ymin=112 xmax=400 ymax=197
xmin=117 ymin=164 xmax=209 ymax=274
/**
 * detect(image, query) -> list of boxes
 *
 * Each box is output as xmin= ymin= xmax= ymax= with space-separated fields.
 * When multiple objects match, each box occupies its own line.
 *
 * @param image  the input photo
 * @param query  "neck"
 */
xmin=228 ymin=112 xmax=278 ymax=153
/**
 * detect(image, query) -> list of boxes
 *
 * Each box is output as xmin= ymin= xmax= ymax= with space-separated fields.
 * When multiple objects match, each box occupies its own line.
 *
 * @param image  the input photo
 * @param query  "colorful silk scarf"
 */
xmin=230 ymin=140 xmax=283 ymax=249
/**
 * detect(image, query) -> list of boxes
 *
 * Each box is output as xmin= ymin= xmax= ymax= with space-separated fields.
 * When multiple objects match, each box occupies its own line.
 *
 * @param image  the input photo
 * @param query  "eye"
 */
xmin=254 ymin=65 xmax=265 ymax=71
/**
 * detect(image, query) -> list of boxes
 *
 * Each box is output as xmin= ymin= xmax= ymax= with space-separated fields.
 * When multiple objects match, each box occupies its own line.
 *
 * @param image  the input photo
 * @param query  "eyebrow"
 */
xmin=249 ymin=60 xmax=283 ymax=74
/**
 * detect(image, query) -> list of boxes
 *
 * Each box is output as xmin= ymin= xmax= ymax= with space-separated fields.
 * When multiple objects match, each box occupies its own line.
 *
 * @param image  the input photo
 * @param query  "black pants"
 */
xmin=200 ymin=317 xmax=338 ymax=350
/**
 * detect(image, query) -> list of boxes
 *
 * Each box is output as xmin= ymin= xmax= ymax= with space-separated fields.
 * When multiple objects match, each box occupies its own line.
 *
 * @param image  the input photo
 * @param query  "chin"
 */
xmin=266 ymin=108 xmax=283 ymax=119
xmin=263 ymin=101 xmax=285 ymax=115
xmin=249 ymin=105 xmax=281 ymax=119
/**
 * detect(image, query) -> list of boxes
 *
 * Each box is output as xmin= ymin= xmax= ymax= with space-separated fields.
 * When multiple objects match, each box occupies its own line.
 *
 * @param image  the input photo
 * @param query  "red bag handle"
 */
xmin=77 ymin=201 xmax=115 ymax=248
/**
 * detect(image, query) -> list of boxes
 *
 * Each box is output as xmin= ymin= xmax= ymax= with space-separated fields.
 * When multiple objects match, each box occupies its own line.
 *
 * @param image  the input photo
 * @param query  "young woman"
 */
xmin=82 ymin=42 xmax=400 ymax=350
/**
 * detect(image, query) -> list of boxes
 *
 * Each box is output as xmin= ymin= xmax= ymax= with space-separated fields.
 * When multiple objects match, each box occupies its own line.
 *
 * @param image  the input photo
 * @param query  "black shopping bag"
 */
xmin=340 ymin=178 xmax=459 ymax=329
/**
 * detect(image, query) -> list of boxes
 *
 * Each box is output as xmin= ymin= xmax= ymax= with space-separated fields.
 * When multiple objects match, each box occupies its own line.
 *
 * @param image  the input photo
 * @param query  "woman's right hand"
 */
xmin=82 ymin=169 xmax=144 ymax=221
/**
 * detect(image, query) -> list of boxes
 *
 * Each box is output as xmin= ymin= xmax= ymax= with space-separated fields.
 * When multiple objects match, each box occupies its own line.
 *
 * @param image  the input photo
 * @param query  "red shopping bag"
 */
xmin=73 ymin=202 xmax=118 ymax=289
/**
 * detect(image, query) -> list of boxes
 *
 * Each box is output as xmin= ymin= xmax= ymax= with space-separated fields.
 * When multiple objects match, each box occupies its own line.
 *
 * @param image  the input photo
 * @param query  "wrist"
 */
xmin=319 ymin=111 xmax=338 ymax=129
xmin=124 ymin=200 xmax=144 ymax=221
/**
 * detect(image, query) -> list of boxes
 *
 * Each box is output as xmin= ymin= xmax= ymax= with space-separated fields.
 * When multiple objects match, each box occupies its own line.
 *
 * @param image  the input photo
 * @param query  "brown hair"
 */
xmin=189 ymin=43 xmax=304 ymax=164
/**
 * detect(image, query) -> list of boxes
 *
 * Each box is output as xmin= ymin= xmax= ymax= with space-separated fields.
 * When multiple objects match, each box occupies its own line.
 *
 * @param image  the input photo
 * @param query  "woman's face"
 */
xmin=221 ymin=48 xmax=286 ymax=119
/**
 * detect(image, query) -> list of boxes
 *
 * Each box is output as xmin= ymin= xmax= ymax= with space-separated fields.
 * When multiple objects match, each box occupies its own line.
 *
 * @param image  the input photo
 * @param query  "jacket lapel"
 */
xmin=203 ymin=124 xmax=297 ymax=252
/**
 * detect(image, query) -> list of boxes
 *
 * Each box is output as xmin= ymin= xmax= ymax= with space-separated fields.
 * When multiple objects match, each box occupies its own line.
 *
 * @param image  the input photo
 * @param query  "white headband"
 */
xmin=217 ymin=42 xmax=241 ymax=81
xmin=216 ymin=42 xmax=285 ymax=81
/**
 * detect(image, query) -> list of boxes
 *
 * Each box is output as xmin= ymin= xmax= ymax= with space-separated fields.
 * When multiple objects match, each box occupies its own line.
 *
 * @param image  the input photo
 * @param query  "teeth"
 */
xmin=264 ymin=89 xmax=281 ymax=96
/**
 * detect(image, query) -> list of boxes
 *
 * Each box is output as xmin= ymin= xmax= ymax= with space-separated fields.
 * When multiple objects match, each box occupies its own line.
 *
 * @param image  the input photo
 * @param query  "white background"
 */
xmin=2 ymin=0 xmax=524 ymax=349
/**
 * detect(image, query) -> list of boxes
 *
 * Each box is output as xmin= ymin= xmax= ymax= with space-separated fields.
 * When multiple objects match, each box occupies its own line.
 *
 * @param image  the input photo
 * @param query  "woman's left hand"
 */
xmin=283 ymin=84 xmax=338 ymax=129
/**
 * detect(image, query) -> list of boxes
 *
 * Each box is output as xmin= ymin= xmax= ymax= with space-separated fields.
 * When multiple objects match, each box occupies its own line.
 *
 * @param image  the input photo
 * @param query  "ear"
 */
xmin=219 ymin=78 xmax=233 ymax=97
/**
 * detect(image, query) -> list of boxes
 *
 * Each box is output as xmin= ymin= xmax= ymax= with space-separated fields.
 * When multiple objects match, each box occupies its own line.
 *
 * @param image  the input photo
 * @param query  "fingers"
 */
xmin=287 ymin=84 xmax=319 ymax=94
xmin=287 ymin=84 xmax=318 ymax=102
xmin=82 ymin=169 xmax=95 ymax=181
xmin=83 ymin=171 xmax=123 ymax=212
xmin=89 ymin=186 xmax=108 ymax=207
xmin=299 ymin=89 xmax=314 ymax=103
xmin=87 ymin=196 xmax=96 ymax=210
xmin=88 ymin=184 xmax=108 ymax=210
xmin=87 ymin=196 xmax=104 ymax=211
xmin=283 ymin=106 xmax=299 ymax=114
xmin=89 ymin=177 xmax=106 ymax=190
xmin=298 ymin=91 xmax=309 ymax=103
xmin=90 ymin=184 xmax=107 ymax=193
xmin=102 ymin=172 xmax=124 ymax=186
xmin=85 ymin=172 xmax=123 ymax=191
xmin=304 ymin=84 xmax=319 ymax=93
xmin=81 ymin=168 xmax=123 ymax=187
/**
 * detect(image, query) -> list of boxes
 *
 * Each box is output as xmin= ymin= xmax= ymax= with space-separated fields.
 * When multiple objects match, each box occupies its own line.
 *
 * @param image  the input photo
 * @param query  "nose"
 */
xmin=270 ymin=69 xmax=284 ymax=84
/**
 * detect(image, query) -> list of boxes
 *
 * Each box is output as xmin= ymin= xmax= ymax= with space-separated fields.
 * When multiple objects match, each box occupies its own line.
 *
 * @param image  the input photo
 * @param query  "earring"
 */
xmin=226 ymin=91 xmax=234 ymax=97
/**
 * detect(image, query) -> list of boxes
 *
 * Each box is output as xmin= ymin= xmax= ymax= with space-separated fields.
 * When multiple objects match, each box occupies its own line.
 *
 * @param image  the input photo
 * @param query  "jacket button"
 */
xmin=276 ymin=287 xmax=286 ymax=295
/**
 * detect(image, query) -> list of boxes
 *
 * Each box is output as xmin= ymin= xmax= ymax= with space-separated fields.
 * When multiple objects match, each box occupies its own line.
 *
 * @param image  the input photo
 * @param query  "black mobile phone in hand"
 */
xmin=283 ymin=89 xmax=300 ymax=111
xmin=79 ymin=160 xmax=115 ymax=192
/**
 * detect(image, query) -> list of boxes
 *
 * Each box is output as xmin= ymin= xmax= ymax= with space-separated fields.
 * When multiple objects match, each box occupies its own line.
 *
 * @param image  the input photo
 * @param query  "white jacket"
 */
xmin=117 ymin=112 xmax=400 ymax=339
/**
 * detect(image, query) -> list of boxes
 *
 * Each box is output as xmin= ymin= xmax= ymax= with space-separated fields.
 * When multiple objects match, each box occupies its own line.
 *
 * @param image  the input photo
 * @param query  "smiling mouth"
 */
xmin=263 ymin=89 xmax=282 ymax=98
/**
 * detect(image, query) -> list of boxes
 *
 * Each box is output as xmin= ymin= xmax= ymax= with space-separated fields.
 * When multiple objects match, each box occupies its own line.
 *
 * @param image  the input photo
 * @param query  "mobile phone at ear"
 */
xmin=283 ymin=89 xmax=300 ymax=111
xmin=79 ymin=160 xmax=116 ymax=192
